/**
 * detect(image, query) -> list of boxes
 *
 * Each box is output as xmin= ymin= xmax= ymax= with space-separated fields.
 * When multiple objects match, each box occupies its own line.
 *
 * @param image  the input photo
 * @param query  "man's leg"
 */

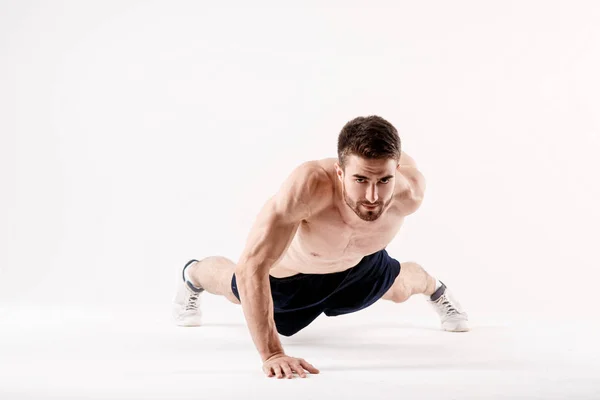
xmin=183 ymin=258 xmax=326 ymax=336
xmin=381 ymin=261 xmax=437 ymax=303
xmin=186 ymin=256 xmax=241 ymax=304
xmin=382 ymin=261 xmax=469 ymax=332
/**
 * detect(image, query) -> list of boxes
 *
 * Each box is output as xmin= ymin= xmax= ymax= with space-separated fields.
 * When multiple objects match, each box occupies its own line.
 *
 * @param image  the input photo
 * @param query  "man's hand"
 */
xmin=262 ymin=354 xmax=320 ymax=379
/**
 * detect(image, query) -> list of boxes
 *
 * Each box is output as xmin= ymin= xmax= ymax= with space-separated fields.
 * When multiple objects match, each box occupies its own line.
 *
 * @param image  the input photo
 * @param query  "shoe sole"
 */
xmin=443 ymin=321 xmax=470 ymax=332
xmin=175 ymin=320 xmax=202 ymax=327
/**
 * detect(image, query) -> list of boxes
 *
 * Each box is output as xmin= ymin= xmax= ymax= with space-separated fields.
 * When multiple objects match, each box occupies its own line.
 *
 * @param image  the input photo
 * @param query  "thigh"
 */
xmin=231 ymin=272 xmax=345 ymax=336
xmin=324 ymin=249 xmax=401 ymax=317
xmin=273 ymin=306 xmax=325 ymax=337
xmin=231 ymin=269 xmax=351 ymax=310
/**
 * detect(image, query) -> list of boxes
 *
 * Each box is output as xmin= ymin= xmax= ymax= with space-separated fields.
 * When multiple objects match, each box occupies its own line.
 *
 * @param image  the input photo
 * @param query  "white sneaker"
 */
xmin=172 ymin=259 xmax=204 ymax=327
xmin=428 ymin=282 xmax=470 ymax=332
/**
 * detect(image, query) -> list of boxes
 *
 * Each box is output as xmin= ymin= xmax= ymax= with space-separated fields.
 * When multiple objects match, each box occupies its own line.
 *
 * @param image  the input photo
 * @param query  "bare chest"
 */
xmin=272 ymin=206 xmax=404 ymax=276
xmin=301 ymin=217 xmax=398 ymax=257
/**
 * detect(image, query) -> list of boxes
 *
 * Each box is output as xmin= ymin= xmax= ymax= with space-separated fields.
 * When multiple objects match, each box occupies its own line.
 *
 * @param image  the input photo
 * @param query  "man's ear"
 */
xmin=334 ymin=162 xmax=344 ymax=181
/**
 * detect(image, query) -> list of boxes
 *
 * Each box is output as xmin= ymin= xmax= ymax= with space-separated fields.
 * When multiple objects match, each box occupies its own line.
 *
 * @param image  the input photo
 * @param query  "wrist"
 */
xmin=262 ymin=351 xmax=285 ymax=363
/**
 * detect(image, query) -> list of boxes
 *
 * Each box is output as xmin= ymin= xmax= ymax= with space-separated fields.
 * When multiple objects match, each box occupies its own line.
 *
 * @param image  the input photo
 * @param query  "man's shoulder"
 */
xmin=290 ymin=158 xmax=336 ymax=191
xmin=282 ymin=159 xmax=335 ymax=214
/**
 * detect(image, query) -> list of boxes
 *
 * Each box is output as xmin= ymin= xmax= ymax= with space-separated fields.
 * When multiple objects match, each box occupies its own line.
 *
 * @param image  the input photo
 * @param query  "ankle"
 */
xmin=424 ymin=276 xmax=440 ymax=297
xmin=429 ymin=280 xmax=446 ymax=301
xmin=184 ymin=261 xmax=204 ymax=289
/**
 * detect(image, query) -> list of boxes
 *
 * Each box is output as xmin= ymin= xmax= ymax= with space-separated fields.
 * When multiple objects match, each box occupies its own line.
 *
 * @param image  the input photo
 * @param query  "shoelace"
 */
xmin=437 ymin=294 xmax=461 ymax=316
xmin=186 ymin=292 xmax=200 ymax=311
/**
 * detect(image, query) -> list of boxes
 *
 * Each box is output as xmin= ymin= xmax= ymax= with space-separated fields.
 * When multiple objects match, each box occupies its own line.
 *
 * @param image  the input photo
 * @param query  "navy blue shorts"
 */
xmin=231 ymin=249 xmax=401 ymax=336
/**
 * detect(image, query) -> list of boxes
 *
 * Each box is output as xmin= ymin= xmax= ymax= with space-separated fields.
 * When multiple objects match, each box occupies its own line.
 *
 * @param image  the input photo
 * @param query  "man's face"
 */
xmin=335 ymin=155 xmax=398 ymax=222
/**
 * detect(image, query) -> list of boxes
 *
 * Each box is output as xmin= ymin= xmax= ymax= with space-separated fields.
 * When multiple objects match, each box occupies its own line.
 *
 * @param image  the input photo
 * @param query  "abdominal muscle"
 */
xmin=269 ymin=240 xmax=365 ymax=278
xmin=269 ymin=216 xmax=404 ymax=278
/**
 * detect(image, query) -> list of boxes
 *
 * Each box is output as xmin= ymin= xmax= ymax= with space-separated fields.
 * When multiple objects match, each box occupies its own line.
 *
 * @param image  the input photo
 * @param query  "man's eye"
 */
xmin=355 ymin=179 xmax=365 ymax=183
xmin=380 ymin=179 xmax=390 ymax=184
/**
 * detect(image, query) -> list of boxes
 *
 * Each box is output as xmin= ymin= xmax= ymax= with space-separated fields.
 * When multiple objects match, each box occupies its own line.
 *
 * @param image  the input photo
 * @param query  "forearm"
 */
xmin=235 ymin=269 xmax=284 ymax=361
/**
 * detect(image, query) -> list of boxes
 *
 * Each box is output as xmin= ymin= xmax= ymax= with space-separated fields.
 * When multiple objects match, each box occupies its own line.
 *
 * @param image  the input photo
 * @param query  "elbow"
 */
xmin=234 ymin=259 xmax=270 ymax=281
xmin=234 ymin=261 xmax=272 ymax=300
xmin=234 ymin=264 xmax=254 ymax=282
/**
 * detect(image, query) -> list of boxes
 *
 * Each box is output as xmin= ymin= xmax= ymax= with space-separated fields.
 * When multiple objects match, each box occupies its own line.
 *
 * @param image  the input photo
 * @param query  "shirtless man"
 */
xmin=172 ymin=115 xmax=469 ymax=379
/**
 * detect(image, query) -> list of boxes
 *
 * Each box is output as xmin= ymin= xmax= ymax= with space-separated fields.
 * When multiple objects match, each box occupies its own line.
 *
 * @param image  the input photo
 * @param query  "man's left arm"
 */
xmin=396 ymin=151 xmax=426 ymax=209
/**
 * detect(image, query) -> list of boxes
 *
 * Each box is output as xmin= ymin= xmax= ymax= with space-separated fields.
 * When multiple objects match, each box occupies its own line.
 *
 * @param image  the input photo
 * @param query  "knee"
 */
xmin=204 ymin=255 xmax=236 ymax=267
xmin=385 ymin=284 xmax=411 ymax=303
xmin=401 ymin=261 xmax=424 ymax=273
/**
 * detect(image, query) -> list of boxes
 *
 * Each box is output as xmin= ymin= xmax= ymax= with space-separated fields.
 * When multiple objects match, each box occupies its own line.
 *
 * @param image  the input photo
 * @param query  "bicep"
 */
xmin=237 ymin=199 xmax=302 ymax=275
xmin=236 ymin=162 xmax=328 ymax=275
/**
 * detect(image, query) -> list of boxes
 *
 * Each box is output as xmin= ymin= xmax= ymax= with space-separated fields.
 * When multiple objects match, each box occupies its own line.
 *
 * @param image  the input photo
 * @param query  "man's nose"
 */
xmin=365 ymin=184 xmax=378 ymax=203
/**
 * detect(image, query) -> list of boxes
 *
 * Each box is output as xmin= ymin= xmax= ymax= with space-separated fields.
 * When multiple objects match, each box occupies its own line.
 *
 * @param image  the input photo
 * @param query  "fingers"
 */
xmin=299 ymin=358 xmax=320 ymax=374
xmin=263 ymin=357 xmax=320 ymax=379
xmin=290 ymin=362 xmax=307 ymax=378
xmin=281 ymin=363 xmax=294 ymax=379
xmin=263 ymin=365 xmax=275 ymax=377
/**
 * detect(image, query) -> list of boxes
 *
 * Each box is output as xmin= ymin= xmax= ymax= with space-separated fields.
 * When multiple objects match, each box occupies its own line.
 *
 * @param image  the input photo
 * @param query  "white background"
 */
xmin=1 ymin=1 xmax=599 ymax=399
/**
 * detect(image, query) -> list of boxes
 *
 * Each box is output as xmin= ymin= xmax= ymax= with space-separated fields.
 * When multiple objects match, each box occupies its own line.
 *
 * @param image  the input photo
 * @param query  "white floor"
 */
xmin=1 ymin=297 xmax=599 ymax=400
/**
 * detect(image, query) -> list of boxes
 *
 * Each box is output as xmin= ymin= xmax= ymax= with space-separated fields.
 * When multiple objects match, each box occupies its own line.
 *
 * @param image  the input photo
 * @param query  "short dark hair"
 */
xmin=337 ymin=115 xmax=401 ymax=168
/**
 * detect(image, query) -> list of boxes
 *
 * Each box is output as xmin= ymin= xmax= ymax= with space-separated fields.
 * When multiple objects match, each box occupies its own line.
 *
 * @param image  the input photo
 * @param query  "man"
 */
xmin=172 ymin=115 xmax=469 ymax=379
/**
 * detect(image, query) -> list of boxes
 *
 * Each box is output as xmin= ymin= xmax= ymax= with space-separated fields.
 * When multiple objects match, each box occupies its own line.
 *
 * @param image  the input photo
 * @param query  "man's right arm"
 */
xmin=234 ymin=162 xmax=331 ymax=377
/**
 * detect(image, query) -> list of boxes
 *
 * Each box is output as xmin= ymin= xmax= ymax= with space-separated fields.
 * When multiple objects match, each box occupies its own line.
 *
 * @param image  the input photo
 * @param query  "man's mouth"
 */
xmin=362 ymin=203 xmax=379 ymax=209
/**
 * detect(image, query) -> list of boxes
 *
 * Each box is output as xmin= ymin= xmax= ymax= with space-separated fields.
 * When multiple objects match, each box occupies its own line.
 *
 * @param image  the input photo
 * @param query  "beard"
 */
xmin=342 ymin=184 xmax=392 ymax=222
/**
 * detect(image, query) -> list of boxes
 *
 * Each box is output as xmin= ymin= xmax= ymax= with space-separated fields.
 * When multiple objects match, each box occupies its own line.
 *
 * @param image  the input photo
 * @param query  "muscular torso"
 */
xmin=269 ymin=158 xmax=418 ymax=278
